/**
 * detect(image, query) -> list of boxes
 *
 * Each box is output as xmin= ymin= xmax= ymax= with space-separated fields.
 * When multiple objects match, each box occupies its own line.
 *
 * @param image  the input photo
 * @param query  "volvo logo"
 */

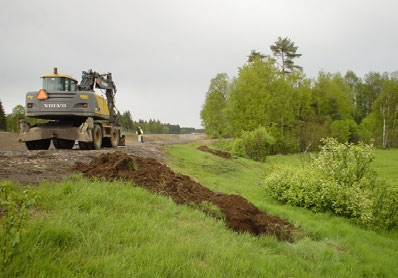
xmin=43 ymin=103 xmax=67 ymax=108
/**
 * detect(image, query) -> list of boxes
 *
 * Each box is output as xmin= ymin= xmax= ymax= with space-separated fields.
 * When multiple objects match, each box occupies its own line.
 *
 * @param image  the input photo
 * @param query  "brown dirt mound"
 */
xmin=74 ymin=151 xmax=295 ymax=241
xmin=197 ymin=145 xmax=231 ymax=159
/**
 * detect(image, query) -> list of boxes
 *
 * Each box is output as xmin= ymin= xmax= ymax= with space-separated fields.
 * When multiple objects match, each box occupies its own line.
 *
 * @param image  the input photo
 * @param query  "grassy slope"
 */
xmin=3 ymin=144 xmax=398 ymax=277
xmin=165 ymin=143 xmax=398 ymax=276
xmin=373 ymin=148 xmax=398 ymax=181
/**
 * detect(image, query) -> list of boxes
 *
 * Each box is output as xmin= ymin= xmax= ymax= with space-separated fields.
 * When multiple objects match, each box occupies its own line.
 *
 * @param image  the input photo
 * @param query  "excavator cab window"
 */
xmin=42 ymin=77 xmax=77 ymax=91
xmin=70 ymin=80 xmax=77 ymax=91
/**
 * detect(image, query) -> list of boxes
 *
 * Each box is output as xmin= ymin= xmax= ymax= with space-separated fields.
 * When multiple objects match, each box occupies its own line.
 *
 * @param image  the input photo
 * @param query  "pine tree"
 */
xmin=0 ymin=100 xmax=7 ymax=131
xmin=270 ymin=37 xmax=302 ymax=74
xmin=247 ymin=49 xmax=266 ymax=63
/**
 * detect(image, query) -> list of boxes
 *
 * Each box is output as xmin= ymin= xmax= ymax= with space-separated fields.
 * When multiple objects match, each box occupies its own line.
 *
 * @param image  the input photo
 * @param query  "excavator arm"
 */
xmin=80 ymin=69 xmax=118 ymax=122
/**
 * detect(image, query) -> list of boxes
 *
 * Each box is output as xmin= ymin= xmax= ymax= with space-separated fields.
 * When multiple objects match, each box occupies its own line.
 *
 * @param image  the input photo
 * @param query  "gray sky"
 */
xmin=1 ymin=0 xmax=397 ymax=128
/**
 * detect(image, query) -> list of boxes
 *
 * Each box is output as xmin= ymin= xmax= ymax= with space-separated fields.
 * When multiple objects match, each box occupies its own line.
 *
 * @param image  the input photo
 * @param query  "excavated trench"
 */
xmin=74 ymin=150 xmax=296 ymax=241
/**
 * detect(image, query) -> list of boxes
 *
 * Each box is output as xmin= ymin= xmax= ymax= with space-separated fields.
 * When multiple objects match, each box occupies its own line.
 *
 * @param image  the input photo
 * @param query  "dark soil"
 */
xmin=197 ymin=145 xmax=232 ymax=159
xmin=74 ymin=151 xmax=296 ymax=241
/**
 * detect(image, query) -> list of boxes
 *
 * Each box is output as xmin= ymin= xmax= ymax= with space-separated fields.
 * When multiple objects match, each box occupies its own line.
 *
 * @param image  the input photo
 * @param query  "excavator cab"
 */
xmin=41 ymin=68 xmax=78 ymax=91
xmin=42 ymin=76 xmax=78 ymax=91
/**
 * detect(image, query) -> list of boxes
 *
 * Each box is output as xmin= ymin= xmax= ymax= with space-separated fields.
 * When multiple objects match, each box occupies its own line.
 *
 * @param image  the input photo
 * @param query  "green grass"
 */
xmin=373 ymin=148 xmax=398 ymax=181
xmin=6 ymin=177 xmax=268 ymax=277
xmin=2 ymin=145 xmax=398 ymax=277
xmin=165 ymin=143 xmax=398 ymax=276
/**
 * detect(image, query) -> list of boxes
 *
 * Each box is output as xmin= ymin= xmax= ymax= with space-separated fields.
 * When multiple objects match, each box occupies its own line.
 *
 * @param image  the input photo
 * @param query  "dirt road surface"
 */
xmin=0 ymin=131 xmax=295 ymax=240
xmin=0 ymin=132 xmax=204 ymax=184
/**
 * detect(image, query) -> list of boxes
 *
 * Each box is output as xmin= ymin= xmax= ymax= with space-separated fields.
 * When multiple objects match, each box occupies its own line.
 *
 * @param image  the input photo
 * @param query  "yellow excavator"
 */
xmin=19 ymin=68 xmax=124 ymax=150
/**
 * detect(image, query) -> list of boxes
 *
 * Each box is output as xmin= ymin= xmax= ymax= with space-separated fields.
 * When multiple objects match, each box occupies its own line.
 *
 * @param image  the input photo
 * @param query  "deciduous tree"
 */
xmin=373 ymin=78 xmax=398 ymax=148
xmin=345 ymin=70 xmax=363 ymax=122
xmin=200 ymin=73 xmax=229 ymax=137
xmin=5 ymin=105 xmax=24 ymax=132
xmin=312 ymin=72 xmax=354 ymax=121
xmin=357 ymin=72 xmax=384 ymax=119
xmin=225 ymin=58 xmax=279 ymax=136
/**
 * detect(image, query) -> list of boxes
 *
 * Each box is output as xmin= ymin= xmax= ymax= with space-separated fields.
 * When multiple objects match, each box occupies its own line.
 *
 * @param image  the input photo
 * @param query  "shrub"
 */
xmin=372 ymin=183 xmax=398 ymax=230
xmin=330 ymin=119 xmax=359 ymax=143
xmin=313 ymin=138 xmax=376 ymax=187
xmin=215 ymin=127 xmax=275 ymax=161
xmin=219 ymin=127 xmax=275 ymax=161
xmin=262 ymin=138 xmax=397 ymax=229
xmin=212 ymin=139 xmax=244 ymax=157
xmin=242 ymin=127 xmax=275 ymax=161
xmin=262 ymin=165 xmax=328 ymax=212
xmin=0 ymin=181 xmax=37 ymax=268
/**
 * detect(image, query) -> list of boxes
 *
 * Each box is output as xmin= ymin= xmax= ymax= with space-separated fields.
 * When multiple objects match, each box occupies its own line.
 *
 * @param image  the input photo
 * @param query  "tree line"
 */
xmin=0 ymin=103 xmax=198 ymax=135
xmin=117 ymin=110 xmax=198 ymax=134
xmin=201 ymin=37 xmax=398 ymax=153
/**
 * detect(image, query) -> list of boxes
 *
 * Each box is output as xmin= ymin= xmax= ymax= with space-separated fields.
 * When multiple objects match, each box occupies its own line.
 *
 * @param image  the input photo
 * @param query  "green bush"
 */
xmin=241 ymin=127 xmax=275 ymax=161
xmin=330 ymin=119 xmax=359 ymax=143
xmin=0 ymin=181 xmax=37 ymax=268
xmin=262 ymin=165 xmax=328 ymax=212
xmin=372 ymin=183 xmax=398 ymax=230
xmin=215 ymin=127 xmax=275 ymax=161
xmin=225 ymin=137 xmax=243 ymax=157
xmin=219 ymin=127 xmax=275 ymax=161
xmin=313 ymin=138 xmax=376 ymax=187
xmin=262 ymin=165 xmax=372 ymax=218
xmin=262 ymin=138 xmax=397 ymax=229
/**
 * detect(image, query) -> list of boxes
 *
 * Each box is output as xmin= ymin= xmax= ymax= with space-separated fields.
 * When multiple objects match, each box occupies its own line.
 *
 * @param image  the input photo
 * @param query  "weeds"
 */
xmin=0 ymin=181 xmax=37 ymax=268
xmin=198 ymin=200 xmax=225 ymax=220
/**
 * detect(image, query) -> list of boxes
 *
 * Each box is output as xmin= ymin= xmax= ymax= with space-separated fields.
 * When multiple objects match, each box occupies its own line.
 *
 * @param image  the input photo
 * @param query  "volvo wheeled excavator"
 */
xmin=19 ymin=68 xmax=125 ymax=150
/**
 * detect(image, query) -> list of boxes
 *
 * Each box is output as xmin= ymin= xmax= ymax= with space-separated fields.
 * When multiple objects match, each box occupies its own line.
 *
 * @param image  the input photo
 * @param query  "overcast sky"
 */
xmin=1 ymin=0 xmax=397 ymax=128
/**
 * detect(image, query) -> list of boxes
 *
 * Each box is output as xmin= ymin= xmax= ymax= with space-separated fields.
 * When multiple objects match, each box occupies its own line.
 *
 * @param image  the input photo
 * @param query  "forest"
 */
xmin=201 ymin=37 xmax=398 ymax=153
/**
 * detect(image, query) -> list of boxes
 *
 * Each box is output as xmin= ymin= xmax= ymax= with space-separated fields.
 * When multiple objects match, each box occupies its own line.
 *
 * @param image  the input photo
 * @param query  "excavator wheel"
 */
xmin=78 ymin=124 xmax=102 ymax=150
xmin=110 ymin=128 xmax=120 ymax=147
xmin=25 ymin=139 xmax=51 ymax=150
xmin=102 ymin=128 xmax=120 ymax=148
xmin=53 ymin=138 xmax=75 ymax=149
xmin=92 ymin=124 xmax=103 ymax=150
xmin=78 ymin=141 xmax=91 ymax=150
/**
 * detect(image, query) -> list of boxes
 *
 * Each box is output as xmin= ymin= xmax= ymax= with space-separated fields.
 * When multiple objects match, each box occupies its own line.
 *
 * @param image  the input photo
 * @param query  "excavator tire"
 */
xmin=25 ymin=139 xmax=51 ymax=150
xmin=78 ymin=125 xmax=103 ymax=150
xmin=78 ymin=141 xmax=91 ymax=150
xmin=92 ymin=124 xmax=103 ymax=150
xmin=53 ymin=138 xmax=75 ymax=149
xmin=102 ymin=127 xmax=119 ymax=148
xmin=110 ymin=129 xmax=120 ymax=148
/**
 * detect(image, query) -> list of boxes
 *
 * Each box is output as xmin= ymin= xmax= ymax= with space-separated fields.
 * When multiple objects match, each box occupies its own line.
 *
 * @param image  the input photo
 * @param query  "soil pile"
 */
xmin=197 ymin=145 xmax=232 ymax=159
xmin=74 ymin=151 xmax=295 ymax=241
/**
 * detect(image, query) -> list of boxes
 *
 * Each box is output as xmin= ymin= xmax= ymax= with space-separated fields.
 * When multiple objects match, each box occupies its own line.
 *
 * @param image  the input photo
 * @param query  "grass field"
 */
xmin=373 ymin=148 xmax=398 ymax=181
xmin=2 ymin=144 xmax=398 ymax=277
